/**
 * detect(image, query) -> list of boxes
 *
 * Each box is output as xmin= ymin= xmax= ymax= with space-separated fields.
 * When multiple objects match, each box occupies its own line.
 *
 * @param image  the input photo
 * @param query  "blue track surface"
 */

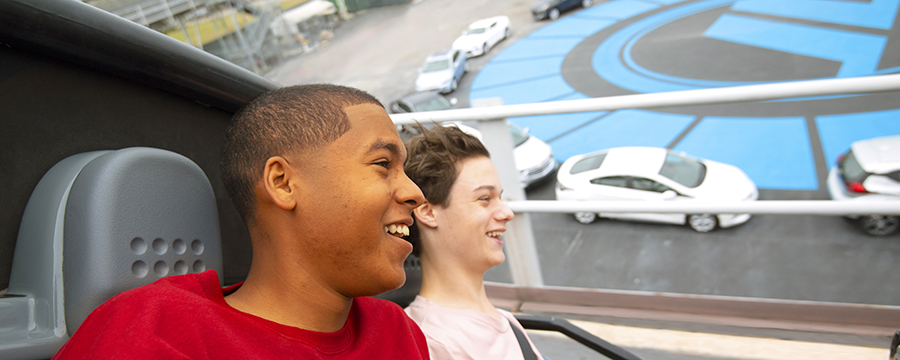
xmin=705 ymin=14 xmax=887 ymax=78
xmin=552 ymin=110 xmax=695 ymax=161
xmin=674 ymin=117 xmax=817 ymax=190
xmin=470 ymin=0 xmax=900 ymax=190
xmin=817 ymin=109 xmax=900 ymax=171
xmin=731 ymin=0 xmax=900 ymax=30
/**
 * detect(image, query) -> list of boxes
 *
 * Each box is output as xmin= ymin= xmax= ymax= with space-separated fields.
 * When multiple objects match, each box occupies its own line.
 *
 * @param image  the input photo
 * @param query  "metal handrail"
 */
xmin=390 ymin=73 xmax=900 ymax=124
xmin=516 ymin=314 xmax=643 ymax=360
xmin=506 ymin=200 xmax=900 ymax=215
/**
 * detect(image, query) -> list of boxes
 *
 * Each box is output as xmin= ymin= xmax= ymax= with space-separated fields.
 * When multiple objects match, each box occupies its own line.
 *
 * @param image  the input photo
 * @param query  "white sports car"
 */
xmin=555 ymin=147 xmax=758 ymax=232
xmin=452 ymin=16 xmax=511 ymax=57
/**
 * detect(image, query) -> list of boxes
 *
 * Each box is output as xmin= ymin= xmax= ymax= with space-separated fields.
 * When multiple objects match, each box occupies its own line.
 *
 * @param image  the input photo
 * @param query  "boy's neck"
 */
xmin=417 ymin=259 xmax=499 ymax=319
xmin=224 ymin=233 xmax=354 ymax=333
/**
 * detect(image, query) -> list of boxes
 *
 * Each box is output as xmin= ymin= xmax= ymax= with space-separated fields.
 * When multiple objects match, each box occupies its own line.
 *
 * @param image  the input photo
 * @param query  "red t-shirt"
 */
xmin=53 ymin=270 xmax=430 ymax=359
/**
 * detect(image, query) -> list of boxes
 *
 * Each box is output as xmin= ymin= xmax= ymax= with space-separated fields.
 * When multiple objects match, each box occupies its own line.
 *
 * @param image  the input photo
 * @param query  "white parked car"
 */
xmin=452 ymin=16 xmax=511 ymax=57
xmin=399 ymin=122 xmax=557 ymax=188
xmin=449 ymin=122 xmax=557 ymax=188
xmin=555 ymin=147 xmax=758 ymax=232
xmin=826 ymin=135 xmax=900 ymax=236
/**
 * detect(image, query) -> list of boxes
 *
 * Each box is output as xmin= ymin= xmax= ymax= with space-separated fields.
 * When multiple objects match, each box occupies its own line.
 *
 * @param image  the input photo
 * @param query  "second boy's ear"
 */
xmin=413 ymin=202 xmax=438 ymax=229
xmin=263 ymin=156 xmax=297 ymax=211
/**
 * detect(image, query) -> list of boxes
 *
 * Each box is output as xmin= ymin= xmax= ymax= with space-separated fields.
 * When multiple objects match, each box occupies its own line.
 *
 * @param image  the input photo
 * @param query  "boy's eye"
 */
xmin=376 ymin=160 xmax=390 ymax=168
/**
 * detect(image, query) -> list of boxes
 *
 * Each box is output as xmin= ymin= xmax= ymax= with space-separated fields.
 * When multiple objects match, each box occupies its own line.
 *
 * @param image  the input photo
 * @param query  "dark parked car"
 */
xmin=532 ymin=0 xmax=593 ymax=21
xmin=389 ymin=91 xmax=458 ymax=114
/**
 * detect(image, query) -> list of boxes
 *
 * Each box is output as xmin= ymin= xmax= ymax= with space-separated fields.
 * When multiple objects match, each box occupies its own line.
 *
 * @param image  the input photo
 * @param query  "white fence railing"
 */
xmin=390 ymin=74 xmax=900 ymax=288
xmin=507 ymin=200 xmax=900 ymax=215
xmin=391 ymin=73 xmax=900 ymax=124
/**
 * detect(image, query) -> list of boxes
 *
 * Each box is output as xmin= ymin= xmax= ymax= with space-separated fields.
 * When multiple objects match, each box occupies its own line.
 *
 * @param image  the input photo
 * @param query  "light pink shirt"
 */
xmin=405 ymin=296 xmax=544 ymax=360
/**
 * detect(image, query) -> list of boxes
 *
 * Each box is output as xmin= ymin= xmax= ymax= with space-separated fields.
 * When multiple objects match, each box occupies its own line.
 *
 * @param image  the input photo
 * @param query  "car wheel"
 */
xmin=450 ymin=79 xmax=458 ymax=92
xmin=464 ymin=60 xmax=469 ymax=72
xmin=859 ymin=215 xmax=899 ymax=236
xmin=549 ymin=8 xmax=560 ymax=21
xmin=688 ymin=214 xmax=717 ymax=233
xmin=574 ymin=212 xmax=596 ymax=224
xmin=582 ymin=0 xmax=593 ymax=8
xmin=482 ymin=43 xmax=488 ymax=55
xmin=504 ymin=27 xmax=510 ymax=39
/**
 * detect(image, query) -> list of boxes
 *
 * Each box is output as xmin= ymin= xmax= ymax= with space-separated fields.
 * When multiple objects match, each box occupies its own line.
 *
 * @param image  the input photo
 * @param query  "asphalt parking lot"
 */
xmin=266 ymin=0 xmax=900 ymax=307
xmin=265 ymin=0 xmax=539 ymax=105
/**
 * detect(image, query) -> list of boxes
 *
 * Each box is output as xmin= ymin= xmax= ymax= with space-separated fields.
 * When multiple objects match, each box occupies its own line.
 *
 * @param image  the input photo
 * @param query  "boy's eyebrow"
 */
xmin=368 ymin=140 xmax=401 ymax=158
xmin=473 ymin=185 xmax=497 ymax=192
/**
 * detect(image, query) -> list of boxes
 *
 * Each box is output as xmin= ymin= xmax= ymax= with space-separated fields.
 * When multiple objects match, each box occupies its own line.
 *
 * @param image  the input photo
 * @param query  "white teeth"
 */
xmin=385 ymin=224 xmax=410 ymax=237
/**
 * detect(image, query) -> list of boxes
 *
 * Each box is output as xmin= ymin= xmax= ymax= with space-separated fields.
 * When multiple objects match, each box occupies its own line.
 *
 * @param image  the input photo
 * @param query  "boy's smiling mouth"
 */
xmin=384 ymin=224 xmax=410 ymax=237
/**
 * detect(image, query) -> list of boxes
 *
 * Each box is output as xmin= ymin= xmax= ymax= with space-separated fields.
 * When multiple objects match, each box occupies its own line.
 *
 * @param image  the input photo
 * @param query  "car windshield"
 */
xmin=839 ymin=150 xmax=868 ymax=183
xmin=659 ymin=153 xmax=706 ymax=188
xmin=412 ymin=96 xmax=452 ymax=112
xmin=423 ymin=59 xmax=450 ymax=72
xmin=570 ymin=154 xmax=606 ymax=174
xmin=466 ymin=27 xmax=486 ymax=35
xmin=509 ymin=125 xmax=529 ymax=147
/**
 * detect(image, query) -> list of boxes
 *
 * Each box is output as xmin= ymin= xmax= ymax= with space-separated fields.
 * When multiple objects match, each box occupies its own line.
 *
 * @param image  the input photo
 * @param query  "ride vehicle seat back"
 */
xmin=0 ymin=147 xmax=223 ymax=359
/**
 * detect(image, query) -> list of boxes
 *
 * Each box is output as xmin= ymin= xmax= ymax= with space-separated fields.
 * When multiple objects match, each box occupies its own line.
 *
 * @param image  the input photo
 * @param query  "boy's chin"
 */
xmin=377 ymin=270 xmax=408 ymax=293
xmin=348 ymin=271 xmax=407 ymax=298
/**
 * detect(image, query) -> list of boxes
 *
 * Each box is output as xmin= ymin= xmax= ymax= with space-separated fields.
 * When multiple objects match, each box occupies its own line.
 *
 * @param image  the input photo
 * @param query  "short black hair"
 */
xmin=221 ymin=84 xmax=383 ymax=224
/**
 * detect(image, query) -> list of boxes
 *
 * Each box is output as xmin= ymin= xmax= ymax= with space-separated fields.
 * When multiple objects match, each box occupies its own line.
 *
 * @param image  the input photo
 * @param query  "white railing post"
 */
xmin=137 ymin=7 xmax=148 ymax=26
xmin=163 ymin=0 xmax=174 ymax=24
xmin=471 ymin=98 xmax=544 ymax=288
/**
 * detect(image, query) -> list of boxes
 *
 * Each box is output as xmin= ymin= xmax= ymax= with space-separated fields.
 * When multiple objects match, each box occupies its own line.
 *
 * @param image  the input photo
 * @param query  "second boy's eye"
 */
xmin=375 ymin=160 xmax=391 ymax=168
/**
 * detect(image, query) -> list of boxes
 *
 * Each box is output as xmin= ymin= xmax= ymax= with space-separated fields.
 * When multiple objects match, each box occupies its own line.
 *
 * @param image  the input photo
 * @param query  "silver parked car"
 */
xmin=826 ymin=134 xmax=900 ymax=236
xmin=415 ymin=49 xmax=468 ymax=94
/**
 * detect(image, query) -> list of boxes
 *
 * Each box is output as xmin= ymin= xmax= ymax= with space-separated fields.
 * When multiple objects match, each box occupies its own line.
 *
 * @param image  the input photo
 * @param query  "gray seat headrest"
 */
xmin=62 ymin=147 xmax=223 ymax=333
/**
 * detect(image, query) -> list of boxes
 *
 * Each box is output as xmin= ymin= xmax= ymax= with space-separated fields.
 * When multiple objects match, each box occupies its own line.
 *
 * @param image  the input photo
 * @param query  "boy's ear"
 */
xmin=262 ymin=156 xmax=297 ymax=211
xmin=413 ymin=201 xmax=438 ymax=229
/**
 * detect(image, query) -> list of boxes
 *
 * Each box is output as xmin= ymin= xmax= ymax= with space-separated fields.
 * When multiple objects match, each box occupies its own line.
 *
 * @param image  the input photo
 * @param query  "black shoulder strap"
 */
xmin=508 ymin=318 xmax=538 ymax=360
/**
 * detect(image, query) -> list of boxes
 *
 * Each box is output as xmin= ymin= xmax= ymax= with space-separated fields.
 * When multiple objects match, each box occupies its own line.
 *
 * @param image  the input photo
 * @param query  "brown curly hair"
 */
xmin=403 ymin=125 xmax=490 ymax=255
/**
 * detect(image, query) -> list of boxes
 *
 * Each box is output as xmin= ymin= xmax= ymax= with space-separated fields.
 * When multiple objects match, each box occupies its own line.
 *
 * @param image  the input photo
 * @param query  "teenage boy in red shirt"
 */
xmin=54 ymin=84 xmax=430 ymax=359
